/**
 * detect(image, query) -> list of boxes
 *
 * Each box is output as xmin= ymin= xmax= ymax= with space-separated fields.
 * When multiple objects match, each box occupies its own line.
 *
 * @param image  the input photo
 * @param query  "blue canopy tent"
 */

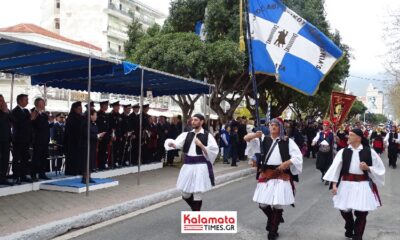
xmin=0 ymin=32 xmax=213 ymax=191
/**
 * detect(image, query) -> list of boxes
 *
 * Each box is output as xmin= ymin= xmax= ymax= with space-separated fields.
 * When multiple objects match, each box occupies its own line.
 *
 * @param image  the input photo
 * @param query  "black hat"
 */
xmin=110 ymin=101 xmax=120 ymax=107
xmin=143 ymin=104 xmax=150 ymax=108
xmin=56 ymin=113 xmax=65 ymax=118
xmin=85 ymin=101 xmax=94 ymax=108
xmin=99 ymin=100 xmax=109 ymax=106
xmin=351 ymin=128 xmax=364 ymax=139
xmin=192 ymin=113 xmax=205 ymax=121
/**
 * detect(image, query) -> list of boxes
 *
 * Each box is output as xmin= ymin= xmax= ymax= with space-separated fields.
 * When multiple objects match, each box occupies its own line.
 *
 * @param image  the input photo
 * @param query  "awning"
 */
xmin=0 ymin=32 xmax=212 ymax=96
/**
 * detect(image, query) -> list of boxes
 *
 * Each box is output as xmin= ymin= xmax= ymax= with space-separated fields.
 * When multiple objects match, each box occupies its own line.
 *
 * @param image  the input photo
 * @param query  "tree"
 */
xmin=128 ymin=32 xmax=206 ymax=121
xmin=365 ymin=113 xmax=388 ymax=125
xmin=124 ymin=18 xmax=145 ymax=56
xmin=347 ymin=99 xmax=367 ymax=121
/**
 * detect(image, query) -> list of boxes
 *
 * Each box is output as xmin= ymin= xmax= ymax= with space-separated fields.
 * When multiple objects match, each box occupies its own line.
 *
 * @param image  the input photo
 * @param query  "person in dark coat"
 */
xmin=312 ymin=120 xmax=334 ymax=185
xmin=51 ymin=113 xmax=65 ymax=172
xmin=64 ymin=101 xmax=83 ymax=175
xmin=96 ymin=100 xmax=111 ymax=170
xmin=230 ymin=126 xmax=239 ymax=167
xmin=166 ymin=116 xmax=179 ymax=166
xmin=80 ymin=110 xmax=105 ymax=183
xmin=109 ymin=101 xmax=123 ymax=168
xmin=0 ymin=94 xmax=13 ymax=185
xmin=129 ymin=102 xmax=140 ymax=165
xmin=121 ymin=103 xmax=132 ymax=166
xmin=11 ymin=94 xmax=33 ymax=184
xmin=31 ymin=98 xmax=51 ymax=180
xmin=156 ymin=116 xmax=169 ymax=162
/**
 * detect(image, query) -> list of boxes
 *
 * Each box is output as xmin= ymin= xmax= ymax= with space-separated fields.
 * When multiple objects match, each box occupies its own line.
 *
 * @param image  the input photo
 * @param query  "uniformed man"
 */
xmin=129 ymin=102 xmax=140 ymax=165
xmin=109 ymin=101 xmax=123 ymax=168
xmin=96 ymin=100 xmax=110 ymax=170
xmin=121 ymin=102 xmax=132 ymax=166
xmin=84 ymin=101 xmax=95 ymax=116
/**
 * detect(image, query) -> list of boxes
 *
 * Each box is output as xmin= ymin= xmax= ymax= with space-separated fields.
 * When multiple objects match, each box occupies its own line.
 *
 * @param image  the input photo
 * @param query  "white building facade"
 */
xmin=361 ymin=83 xmax=384 ymax=115
xmin=40 ymin=0 xmax=166 ymax=59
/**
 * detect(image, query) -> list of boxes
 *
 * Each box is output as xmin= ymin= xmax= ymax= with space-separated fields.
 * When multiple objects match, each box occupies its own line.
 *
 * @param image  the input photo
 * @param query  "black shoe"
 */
xmin=38 ymin=174 xmax=51 ymax=180
xmin=345 ymin=230 xmax=354 ymax=238
xmin=21 ymin=176 xmax=33 ymax=183
xmin=268 ymin=232 xmax=279 ymax=240
xmin=324 ymin=181 xmax=329 ymax=185
xmin=231 ymin=164 xmax=238 ymax=167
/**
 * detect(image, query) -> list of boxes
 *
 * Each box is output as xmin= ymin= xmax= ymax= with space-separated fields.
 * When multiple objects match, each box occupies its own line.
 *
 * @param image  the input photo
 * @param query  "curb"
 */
xmin=1 ymin=168 xmax=256 ymax=240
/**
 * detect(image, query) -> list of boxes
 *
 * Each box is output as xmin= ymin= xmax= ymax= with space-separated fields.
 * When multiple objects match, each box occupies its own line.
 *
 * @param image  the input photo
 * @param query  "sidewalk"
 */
xmin=0 ymin=161 xmax=254 ymax=238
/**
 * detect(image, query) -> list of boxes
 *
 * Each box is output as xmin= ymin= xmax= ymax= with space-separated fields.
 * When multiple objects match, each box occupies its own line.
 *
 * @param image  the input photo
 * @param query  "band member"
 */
xmin=323 ymin=128 xmax=385 ymax=240
xmin=384 ymin=125 xmax=399 ymax=168
xmin=31 ymin=98 xmax=51 ymax=180
xmin=312 ymin=120 xmax=334 ymax=185
xmin=371 ymin=127 xmax=384 ymax=155
xmin=96 ymin=100 xmax=110 ymax=170
xmin=165 ymin=113 xmax=219 ymax=211
xmin=0 ymin=94 xmax=13 ymax=185
xmin=109 ymin=101 xmax=123 ymax=168
xmin=121 ymin=102 xmax=132 ymax=166
xmin=156 ymin=115 xmax=169 ymax=163
xmin=244 ymin=118 xmax=303 ymax=240
xmin=64 ymin=101 xmax=83 ymax=175
xmin=11 ymin=94 xmax=33 ymax=184
xmin=129 ymin=102 xmax=140 ymax=165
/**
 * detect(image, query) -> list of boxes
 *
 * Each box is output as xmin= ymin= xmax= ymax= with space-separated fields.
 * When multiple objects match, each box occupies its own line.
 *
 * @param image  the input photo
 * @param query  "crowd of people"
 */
xmin=0 ymin=94 xmax=193 ymax=185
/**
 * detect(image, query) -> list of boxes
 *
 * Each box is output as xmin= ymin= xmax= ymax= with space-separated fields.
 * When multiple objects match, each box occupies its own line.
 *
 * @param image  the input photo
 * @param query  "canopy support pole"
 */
xmin=86 ymin=57 xmax=92 ymax=196
xmin=137 ymin=68 xmax=144 ymax=185
xmin=43 ymin=84 xmax=47 ymax=105
xmin=10 ymin=73 xmax=15 ymax=109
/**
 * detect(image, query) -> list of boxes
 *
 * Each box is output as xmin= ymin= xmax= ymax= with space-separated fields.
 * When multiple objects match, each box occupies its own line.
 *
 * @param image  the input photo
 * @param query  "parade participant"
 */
xmin=384 ymin=125 xmax=400 ymax=168
xmin=165 ymin=113 xmax=219 ymax=211
xmin=11 ymin=94 xmax=33 ymax=184
xmin=83 ymin=101 xmax=94 ymax=116
xmin=305 ymin=122 xmax=318 ymax=158
xmin=0 ymin=94 xmax=13 ymax=185
xmin=96 ymin=100 xmax=110 ymax=170
xmin=80 ymin=110 xmax=106 ymax=183
xmin=31 ymin=98 xmax=51 ymax=180
xmin=312 ymin=120 xmax=334 ymax=185
xmin=64 ymin=101 xmax=83 ymax=175
xmin=244 ymin=118 xmax=303 ymax=240
xmin=336 ymin=125 xmax=349 ymax=151
xmin=323 ymin=128 xmax=385 ymax=239
xmin=109 ymin=101 xmax=123 ymax=168
xmin=371 ymin=127 xmax=384 ymax=155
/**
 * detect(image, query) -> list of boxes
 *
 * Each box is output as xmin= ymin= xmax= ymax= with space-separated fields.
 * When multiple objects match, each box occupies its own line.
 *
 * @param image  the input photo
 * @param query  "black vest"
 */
xmin=183 ymin=131 xmax=209 ymax=155
xmin=261 ymin=137 xmax=299 ymax=182
xmin=388 ymin=132 xmax=398 ymax=148
xmin=341 ymin=147 xmax=372 ymax=177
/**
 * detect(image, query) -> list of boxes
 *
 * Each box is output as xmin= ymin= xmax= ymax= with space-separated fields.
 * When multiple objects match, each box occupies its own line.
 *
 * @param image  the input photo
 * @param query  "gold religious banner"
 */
xmin=329 ymin=91 xmax=356 ymax=129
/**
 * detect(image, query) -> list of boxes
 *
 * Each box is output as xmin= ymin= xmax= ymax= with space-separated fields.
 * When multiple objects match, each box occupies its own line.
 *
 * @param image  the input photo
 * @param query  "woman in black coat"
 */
xmin=64 ymin=102 xmax=83 ymax=176
xmin=80 ymin=110 xmax=105 ymax=183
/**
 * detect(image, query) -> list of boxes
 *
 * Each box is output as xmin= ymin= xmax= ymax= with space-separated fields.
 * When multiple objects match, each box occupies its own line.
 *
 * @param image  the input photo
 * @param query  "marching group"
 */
xmin=167 ymin=116 xmax=398 ymax=240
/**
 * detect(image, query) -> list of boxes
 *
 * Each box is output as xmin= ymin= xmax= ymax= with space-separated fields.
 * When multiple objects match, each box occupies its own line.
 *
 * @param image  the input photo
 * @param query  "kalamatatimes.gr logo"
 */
xmin=181 ymin=211 xmax=237 ymax=234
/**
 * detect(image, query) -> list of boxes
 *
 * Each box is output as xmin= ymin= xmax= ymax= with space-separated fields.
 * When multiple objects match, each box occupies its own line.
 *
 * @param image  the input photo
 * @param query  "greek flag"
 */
xmin=248 ymin=0 xmax=343 ymax=95
xmin=195 ymin=21 xmax=206 ymax=41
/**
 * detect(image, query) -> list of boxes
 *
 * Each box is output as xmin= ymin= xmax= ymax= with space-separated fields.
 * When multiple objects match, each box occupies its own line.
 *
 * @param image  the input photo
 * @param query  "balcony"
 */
xmin=107 ymin=48 xmax=125 ymax=60
xmin=107 ymin=3 xmax=134 ymax=23
xmin=105 ymin=25 xmax=128 ymax=41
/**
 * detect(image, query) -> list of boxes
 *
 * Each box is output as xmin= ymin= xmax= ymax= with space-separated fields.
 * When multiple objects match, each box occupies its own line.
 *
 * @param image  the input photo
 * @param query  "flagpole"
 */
xmin=244 ymin=0 xmax=261 ymax=127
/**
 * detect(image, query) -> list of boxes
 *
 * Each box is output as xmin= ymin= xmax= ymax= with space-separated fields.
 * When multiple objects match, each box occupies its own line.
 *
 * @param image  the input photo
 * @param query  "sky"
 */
xmin=0 ymin=0 xmax=399 ymax=96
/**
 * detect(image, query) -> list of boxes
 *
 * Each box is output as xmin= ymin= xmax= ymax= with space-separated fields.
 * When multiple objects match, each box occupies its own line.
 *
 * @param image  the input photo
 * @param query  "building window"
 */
xmin=119 ymin=3 xmax=122 ymax=10
xmin=108 ymin=41 xmax=111 ymax=49
xmin=55 ymin=18 xmax=60 ymax=29
xmin=56 ymin=0 xmax=60 ymax=9
xmin=109 ymin=0 xmax=112 ymax=3
xmin=118 ymin=45 xmax=121 ymax=52
xmin=136 ymin=6 xmax=140 ymax=11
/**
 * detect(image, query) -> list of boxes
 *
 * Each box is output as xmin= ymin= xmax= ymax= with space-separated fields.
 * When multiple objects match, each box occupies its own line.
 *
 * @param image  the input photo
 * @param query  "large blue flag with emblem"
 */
xmin=248 ymin=0 xmax=343 ymax=95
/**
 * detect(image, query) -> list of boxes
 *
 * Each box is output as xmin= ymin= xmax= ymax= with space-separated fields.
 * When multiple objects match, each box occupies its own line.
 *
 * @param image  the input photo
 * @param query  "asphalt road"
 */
xmin=72 ymin=155 xmax=400 ymax=240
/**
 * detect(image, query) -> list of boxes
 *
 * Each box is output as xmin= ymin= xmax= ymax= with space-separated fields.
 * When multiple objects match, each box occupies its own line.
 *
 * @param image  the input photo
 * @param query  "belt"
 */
xmin=342 ymin=173 xmax=368 ymax=182
xmin=184 ymin=155 xmax=215 ymax=186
